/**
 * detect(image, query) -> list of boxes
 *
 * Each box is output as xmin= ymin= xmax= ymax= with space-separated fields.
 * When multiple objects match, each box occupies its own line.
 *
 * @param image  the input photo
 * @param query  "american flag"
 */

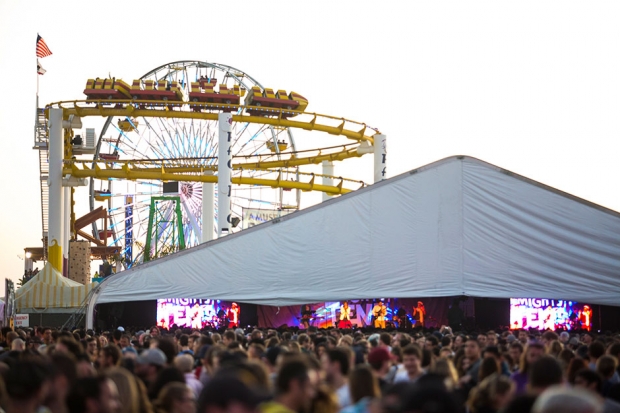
xmin=36 ymin=34 xmax=52 ymax=58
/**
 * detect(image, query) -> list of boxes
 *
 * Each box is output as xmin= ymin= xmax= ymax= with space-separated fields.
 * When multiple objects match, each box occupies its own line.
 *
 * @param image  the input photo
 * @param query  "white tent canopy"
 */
xmin=16 ymin=263 xmax=95 ymax=312
xmin=90 ymin=156 xmax=620 ymax=312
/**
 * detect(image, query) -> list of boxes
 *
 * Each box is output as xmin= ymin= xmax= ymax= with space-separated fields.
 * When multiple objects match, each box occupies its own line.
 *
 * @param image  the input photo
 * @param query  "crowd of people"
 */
xmin=0 ymin=324 xmax=619 ymax=413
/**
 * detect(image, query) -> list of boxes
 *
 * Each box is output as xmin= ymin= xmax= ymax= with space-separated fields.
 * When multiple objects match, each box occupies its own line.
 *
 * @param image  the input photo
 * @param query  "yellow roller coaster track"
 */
xmin=50 ymin=99 xmax=380 ymax=195
xmin=64 ymin=163 xmax=364 ymax=195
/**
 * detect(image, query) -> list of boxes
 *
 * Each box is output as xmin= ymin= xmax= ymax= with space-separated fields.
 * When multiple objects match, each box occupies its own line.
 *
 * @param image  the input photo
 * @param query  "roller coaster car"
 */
xmin=266 ymin=140 xmax=289 ymax=153
xmin=245 ymin=86 xmax=308 ymax=117
xmin=98 ymin=230 xmax=115 ymax=239
xmin=84 ymin=78 xmax=132 ymax=100
xmin=130 ymin=80 xmax=184 ymax=101
xmin=99 ymin=152 xmax=120 ymax=161
xmin=188 ymin=81 xmax=241 ymax=105
xmin=118 ymin=118 xmax=139 ymax=132
xmin=93 ymin=190 xmax=111 ymax=202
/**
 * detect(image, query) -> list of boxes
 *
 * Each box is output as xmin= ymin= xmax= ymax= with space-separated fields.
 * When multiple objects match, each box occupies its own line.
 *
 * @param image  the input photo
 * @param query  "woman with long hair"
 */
xmin=509 ymin=341 xmax=545 ymax=394
xmin=106 ymin=367 xmax=154 ymax=413
xmin=467 ymin=373 xmax=515 ymax=413
xmin=340 ymin=365 xmax=381 ymax=413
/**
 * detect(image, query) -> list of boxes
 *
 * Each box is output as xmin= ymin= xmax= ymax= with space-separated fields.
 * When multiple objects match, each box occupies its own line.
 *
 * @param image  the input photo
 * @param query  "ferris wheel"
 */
xmin=89 ymin=61 xmax=301 ymax=266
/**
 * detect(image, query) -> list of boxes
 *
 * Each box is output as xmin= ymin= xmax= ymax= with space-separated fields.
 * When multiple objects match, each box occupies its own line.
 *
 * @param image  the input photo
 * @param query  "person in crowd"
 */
xmin=590 ymin=342 xmax=607 ymax=369
xmin=467 ymin=373 xmax=515 ymax=413
xmin=508 ymin=342 xmax=523 ymax=372
xmin=260 ymin=357 xmax=318 ymax=413
xmin=510 ymin=341 xmax=545 ymax=394
xmin=321 ymin=348 xmax=351 ymax=408
xmin=174 ymin=354 xmax=203 ymax=398
xmin=135 ymin=348 xmax=167 ymax=391
xmin=517 ymin=330 xmax=529 ymax=345
xmin=177 ymin=335 xmax=194 ymax=356
xmin=532 ymin=385 xmax=603 ymax=413
xmin=153 ymin=382 xmax=195 ymax=413
xmin=340 ymin=364 xmax=380 ymax=413
xmin=4 ymin=359 xmax=51 ymax=413
xmin=366 ymin=346 xmax=392 ymax=392
xmin=148 ymin=366 xmax=186 ymax=401
xmin=66 ymin=375 xmax=122 ymax=413
xmin=394 ymin=344 xmax=424 ymax=383
xmin=596 ymin=355 xmax=620 ymax=396
xmin=98 ymin=345 xmax=122 ymax=371
xmin=461 ymin=338 xmax=482 ymax=388
xmin=477 ymin=334 xmax=488 ymax=349
xmin=86 ymin=337 xmax=99 ymax=362
xmin=478 ymin=356 xmax=501 ymax=383
xmin=527 ymin=356 xmax=563 ymax=396
xmin=105 ymin=367 xmax=151 ymax=413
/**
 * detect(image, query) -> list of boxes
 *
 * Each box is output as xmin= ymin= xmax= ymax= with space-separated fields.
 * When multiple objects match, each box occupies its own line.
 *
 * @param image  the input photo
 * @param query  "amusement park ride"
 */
xmin=32 ymin=60 xmax=387 ymax=275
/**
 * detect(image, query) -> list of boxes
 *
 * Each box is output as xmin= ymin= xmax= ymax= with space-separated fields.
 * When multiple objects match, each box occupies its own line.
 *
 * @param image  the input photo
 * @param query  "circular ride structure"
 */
xmin=53 ymin=60 xmax=380 ymax=268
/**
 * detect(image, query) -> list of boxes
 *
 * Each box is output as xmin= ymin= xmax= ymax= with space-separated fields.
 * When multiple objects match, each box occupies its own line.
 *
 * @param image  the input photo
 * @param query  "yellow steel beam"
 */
xmin=51 ymin=100 xmax=378 ymax=143
xmin=64 ymin=164 xmax=352 ymax=195
xmin=66 ymin=161 xmax=366 ymax=187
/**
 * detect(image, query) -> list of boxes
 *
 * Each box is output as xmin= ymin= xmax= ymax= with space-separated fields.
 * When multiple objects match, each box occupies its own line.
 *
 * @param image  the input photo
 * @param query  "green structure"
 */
xmin=144 ymin=196 xmax=186 ymax=262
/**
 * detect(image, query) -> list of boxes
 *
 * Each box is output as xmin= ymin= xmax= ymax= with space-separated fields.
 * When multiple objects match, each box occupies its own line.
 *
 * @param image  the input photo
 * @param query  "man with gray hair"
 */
xmin=560 ymin=331 xmax=570 ymax=345
xmin=174 ymin=354 xmax=203 ymax=397
xmin=533 ymin=385 xmax=603 ymax=413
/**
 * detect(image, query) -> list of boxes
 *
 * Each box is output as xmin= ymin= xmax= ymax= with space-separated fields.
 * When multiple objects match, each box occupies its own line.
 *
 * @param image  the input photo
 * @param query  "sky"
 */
xmin=1 ymin=0 xmax=620 ymax=297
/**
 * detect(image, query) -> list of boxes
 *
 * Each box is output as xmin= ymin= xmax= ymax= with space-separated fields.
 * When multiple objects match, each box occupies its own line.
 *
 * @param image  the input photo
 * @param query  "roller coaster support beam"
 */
xmin=218 ymin=113 xmax=233 ymax=237
xmin=374 ymin=134 xmax=387 ymax=183
xmin=322 ymin=161 xmax=334 ymax=202
xmin=63 ymin=186 xmax=70 ymax=275
xmin=48 ymin=108 xmax=64 ymax=272
xmin=202 ymin=171 xmax=214 ymax=243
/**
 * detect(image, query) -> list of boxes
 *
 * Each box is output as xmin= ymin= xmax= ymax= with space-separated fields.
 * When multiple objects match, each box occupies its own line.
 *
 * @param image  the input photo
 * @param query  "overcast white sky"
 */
xmin=1 ymin=0 xmax=619 ymax=296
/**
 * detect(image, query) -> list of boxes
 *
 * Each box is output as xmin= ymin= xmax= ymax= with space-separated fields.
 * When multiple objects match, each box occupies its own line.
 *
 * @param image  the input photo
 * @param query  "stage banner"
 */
xmin=256 ymin=297 xmax=468 ymax=329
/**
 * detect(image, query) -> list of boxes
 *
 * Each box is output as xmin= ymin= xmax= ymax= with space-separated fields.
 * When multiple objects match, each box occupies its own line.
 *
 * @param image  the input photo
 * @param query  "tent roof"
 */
xmin=16 ymin=263 xmax=94 ymax=310
xmin=95 ymin=156 xmax=620 ymax=306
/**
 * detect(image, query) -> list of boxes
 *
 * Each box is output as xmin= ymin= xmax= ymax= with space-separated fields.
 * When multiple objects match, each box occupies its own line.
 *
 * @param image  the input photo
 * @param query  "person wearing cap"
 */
xmin=367 ymin=346 xmax=393 ymax=391
xmin=412 ymin=301 xmax=427 ymax=328
xmin=372 ymin=301 xmax=387 ymax=329
xmin=135 ymin=348 xmax=166 ymax=389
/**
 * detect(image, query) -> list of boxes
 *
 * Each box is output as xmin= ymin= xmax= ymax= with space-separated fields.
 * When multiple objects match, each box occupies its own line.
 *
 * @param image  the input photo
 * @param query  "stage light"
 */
xmin=25 ymin=252 xmax=32 ymax=259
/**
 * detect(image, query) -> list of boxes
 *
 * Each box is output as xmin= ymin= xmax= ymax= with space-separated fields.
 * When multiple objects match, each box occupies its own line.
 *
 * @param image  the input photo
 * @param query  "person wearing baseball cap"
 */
xmin=367 ymin=346 xmax=392 ymax=391
xmin=135 ymin=348 xmax=166 ymax=389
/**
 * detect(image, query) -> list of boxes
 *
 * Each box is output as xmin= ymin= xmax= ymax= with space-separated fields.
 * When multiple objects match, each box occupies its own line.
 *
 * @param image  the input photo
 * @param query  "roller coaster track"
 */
xmin=49 ymin=99 xmax=380 ymax=195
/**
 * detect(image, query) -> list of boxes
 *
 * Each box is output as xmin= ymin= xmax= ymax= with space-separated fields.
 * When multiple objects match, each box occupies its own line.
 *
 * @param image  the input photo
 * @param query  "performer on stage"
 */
xmin=300 ymin=304 xmax=314 ymax=329
xmin=228 ymin=303 xmax=240 ymax=328
xmin=190 ymin=303 xmax=202 ymax=330
xmin=338 ymin=301 xmax=352 ymax=328
xmin=394 ymin=305 xmax=408 ymax=328
xmin=412 ymin=301 xmax=427 ymax=327
xmin=373 ymin=300 xmax=387 ymax=329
